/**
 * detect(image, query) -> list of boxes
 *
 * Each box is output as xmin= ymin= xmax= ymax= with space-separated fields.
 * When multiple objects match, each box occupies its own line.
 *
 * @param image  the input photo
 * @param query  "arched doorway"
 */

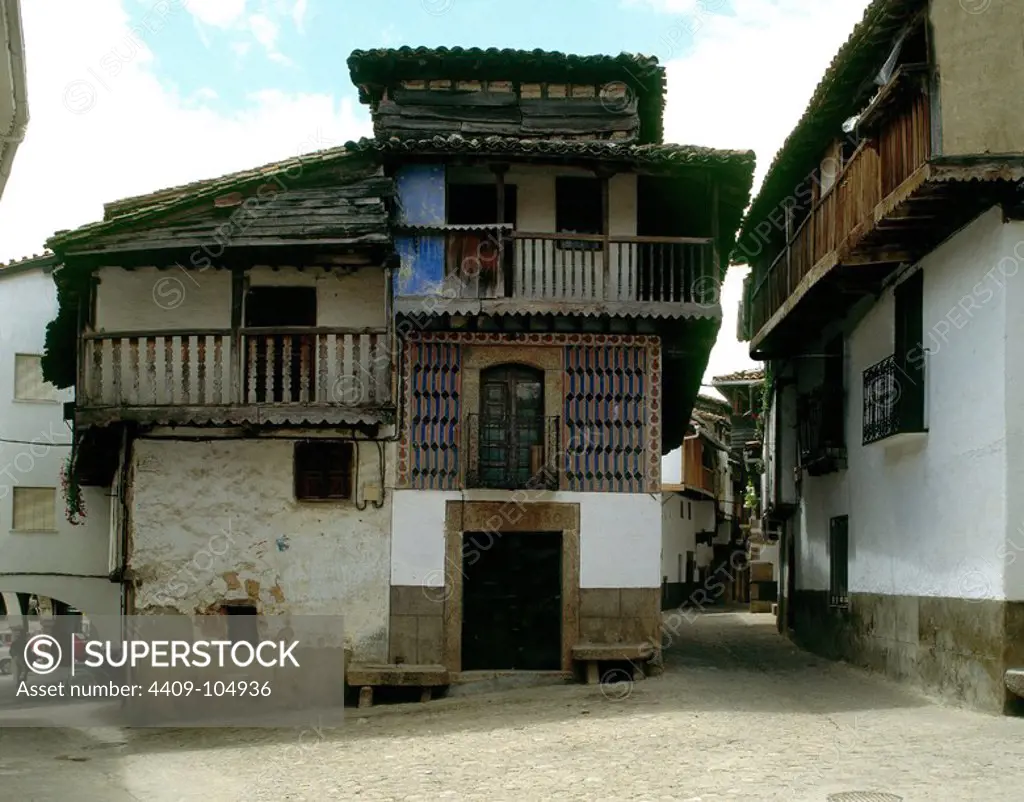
xmin=477 ymin=364 xmax=544 ymax=489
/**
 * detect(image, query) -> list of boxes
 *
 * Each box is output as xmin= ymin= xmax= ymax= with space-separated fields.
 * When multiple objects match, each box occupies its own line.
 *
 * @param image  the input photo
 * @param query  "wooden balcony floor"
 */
xmin=394 ymin=296 xmax=720 ymax=320
xmin=750 ymin=164 xmax=1000 ymax=358
xmin=76 ymin=403 xmax=395 ymax=429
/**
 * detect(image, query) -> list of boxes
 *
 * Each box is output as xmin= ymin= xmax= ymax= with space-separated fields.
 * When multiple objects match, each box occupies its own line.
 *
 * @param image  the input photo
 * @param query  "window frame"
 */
xmin=13 ymin=353 xmax=57 ymax=403
xmin=293 ymin=441 xmax=354 ymax=502
xmin=12 ymin=486 xmax=58 ymax=533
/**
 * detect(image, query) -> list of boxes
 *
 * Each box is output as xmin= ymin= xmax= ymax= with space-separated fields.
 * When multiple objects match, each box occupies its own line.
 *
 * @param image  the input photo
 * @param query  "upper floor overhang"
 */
xmin=736 ymin=0 xmax=1024 ymax=358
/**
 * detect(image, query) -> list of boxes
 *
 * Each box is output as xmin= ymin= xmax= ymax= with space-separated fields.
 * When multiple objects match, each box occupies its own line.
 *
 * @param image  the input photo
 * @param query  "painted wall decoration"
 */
xmin=395 ymin=164 xmax=447 ymax=297
xmin=400 ymin=339 xmax=462 ymax=490
xmin=397 ymin=332 xmax=661 ymax=493
xmin=563 ymin=344 xmax=649 ymax=493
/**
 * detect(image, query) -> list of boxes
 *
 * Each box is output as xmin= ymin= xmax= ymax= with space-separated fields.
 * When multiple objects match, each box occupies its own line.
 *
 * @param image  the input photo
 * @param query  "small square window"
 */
xmin=13 ymin=487 xmax=57 ymax=532
xmin=294 ymin=441 xmax=353 ymax=501
xmin=14 ymin=354 xmax=56 ymax=402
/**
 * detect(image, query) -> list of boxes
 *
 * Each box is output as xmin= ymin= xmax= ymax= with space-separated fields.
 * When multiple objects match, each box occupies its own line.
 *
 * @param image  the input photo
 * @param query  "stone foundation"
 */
xmin=791 ymin=590 xmax=1024 ymax=714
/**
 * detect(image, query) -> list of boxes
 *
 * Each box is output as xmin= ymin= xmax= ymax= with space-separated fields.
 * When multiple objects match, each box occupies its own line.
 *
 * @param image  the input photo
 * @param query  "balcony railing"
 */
xmin=862 ymin=355 xmax=924 ymax=445
xmin=464 ymin=413 xmax=561 ymax=490
xmin=749 ymin=66 xmax=932 ymax=339
xmin=79 ymin=327 xmax=391 ymax=409
xmin=798 ymin=386 xmax=846 ymax=475
xmin=424 ymin=227 xmax=718 ymax=306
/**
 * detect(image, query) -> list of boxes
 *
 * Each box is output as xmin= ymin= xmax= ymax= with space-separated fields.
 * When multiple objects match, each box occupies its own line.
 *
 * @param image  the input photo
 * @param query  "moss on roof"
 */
xmin=347 ymin=46 xmax=667 ymax=144
xmin=734 ymin=0 xmax=923 ymax=263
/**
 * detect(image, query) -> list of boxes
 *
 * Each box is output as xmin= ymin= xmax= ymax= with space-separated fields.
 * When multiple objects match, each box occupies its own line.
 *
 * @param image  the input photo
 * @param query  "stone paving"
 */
xmin=2 ymin=611 xmax=1022 ymax=801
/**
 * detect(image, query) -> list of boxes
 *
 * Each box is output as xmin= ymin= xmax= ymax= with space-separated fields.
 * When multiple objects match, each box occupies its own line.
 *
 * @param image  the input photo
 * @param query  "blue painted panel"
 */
xmin=396 ymin=164 xmax=446 ymax=226
xmin=396 ymin=235 xmax=446 ymax=296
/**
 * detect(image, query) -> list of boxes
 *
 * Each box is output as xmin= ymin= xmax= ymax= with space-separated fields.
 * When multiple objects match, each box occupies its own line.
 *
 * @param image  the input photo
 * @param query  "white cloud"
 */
xmin=0 ymin=0 xmax=372 ymax=263
xmin=292 ymin=0 xmax=309 ymax=32
xmin=652 ymin=0 xmax=872 ymax=378
xmin=248 ymin=12 xmax=292 ymax=64
xmin=184 ymin=0 xmax=248 ymax=28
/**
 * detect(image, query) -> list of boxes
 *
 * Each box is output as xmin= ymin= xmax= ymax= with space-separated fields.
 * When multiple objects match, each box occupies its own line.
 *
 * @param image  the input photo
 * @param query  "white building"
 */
xmin=0 ymin=0 xmax=27 ymax=199
xmin=0 ymin=255 xmax=119 ymax=620
xmin=740 ymin=0 xmax=1024 ymax=712
xmin=660 ymin=398 xmax=739 ymax=610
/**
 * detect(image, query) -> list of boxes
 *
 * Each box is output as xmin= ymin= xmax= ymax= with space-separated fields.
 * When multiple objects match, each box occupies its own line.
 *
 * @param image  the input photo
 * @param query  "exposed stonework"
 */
xmin=791 ymin=591 xmax=1024 ymax=713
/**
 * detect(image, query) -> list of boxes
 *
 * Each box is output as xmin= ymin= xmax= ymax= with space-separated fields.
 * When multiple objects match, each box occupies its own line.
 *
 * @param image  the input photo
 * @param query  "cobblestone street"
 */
xmin=2 ymin=612 xmax=1022 ymax=801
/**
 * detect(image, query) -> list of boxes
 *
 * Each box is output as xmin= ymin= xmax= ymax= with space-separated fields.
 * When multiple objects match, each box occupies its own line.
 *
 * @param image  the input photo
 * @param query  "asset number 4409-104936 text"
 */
xmin=147 ymin=680 xmax=272 ymax=697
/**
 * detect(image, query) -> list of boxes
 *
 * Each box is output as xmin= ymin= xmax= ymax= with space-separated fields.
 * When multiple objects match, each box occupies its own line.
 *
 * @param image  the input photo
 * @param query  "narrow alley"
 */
xmin=2 ymin=612 xmax=1021 ymax=802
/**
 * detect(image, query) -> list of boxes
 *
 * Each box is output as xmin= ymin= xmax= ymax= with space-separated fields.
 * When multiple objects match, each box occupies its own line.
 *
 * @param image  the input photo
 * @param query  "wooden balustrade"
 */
xmin=438 ymin=230 xmax=717 ymax=305
xmin=80 ymin=328 xmax=390 ymax=408
xmin=749 ymin=73 xmax=932 ymax=340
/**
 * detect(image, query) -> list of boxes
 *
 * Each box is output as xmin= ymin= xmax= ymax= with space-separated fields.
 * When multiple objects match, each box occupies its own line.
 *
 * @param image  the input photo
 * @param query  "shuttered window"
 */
xmin=14 ymin=354 xmax=56 ymax=402
xmin=294 ymin=442 xmax=353 ymax=501
xmin=13 ymin=487 xmax=57 ymax=532
xmin=829 ymin=515 xmax=849 ymax=609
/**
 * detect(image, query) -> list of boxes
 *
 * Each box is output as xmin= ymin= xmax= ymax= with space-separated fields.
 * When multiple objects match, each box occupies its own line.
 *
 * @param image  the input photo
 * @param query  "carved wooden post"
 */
xmin=600 ymin=171 xmax=611 ymax=301
xmin=230 ymin=267 xmax=244 ymax=404
xmin=492 ymin=163 xmax=510 ymax=298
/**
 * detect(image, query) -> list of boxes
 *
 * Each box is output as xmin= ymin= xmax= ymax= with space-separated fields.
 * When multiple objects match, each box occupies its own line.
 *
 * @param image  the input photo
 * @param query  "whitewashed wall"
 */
xmin=0 ymin=267 xmax=119 ymax=617
xmin=94 ymin=265 xmax=386 ymax=332
xmin=391 ymin=489 xmax=661 ymax=589
xmin=660 ymin=493 xmax=716 ymax=582
xmin=129 ymin=438 xmax=391 ymax=660
xmin=796 ymin=207 xmax=1013 ymax=600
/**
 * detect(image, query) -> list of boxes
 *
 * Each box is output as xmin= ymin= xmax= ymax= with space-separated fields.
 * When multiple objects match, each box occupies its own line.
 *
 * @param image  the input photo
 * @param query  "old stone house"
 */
xmin=42 ymin=46 xmax=754 ymax=696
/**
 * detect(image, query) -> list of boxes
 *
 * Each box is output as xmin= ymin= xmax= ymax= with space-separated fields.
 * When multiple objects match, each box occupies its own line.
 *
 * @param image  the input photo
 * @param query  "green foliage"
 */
xmin=60 ymin=453 xmax=86 ymax=526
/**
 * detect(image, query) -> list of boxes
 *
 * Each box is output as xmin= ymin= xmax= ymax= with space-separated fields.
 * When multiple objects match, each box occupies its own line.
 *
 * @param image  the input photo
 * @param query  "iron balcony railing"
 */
xmin=464 ymin=413 xmax=561 ymax=491
xmin=862 ymin=354 xmax=925 ymax=445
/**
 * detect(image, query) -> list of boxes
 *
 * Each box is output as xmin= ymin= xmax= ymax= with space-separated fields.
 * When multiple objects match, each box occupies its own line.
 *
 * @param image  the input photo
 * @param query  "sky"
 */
xmin=0 ymin=0 xmax=873 ymax=383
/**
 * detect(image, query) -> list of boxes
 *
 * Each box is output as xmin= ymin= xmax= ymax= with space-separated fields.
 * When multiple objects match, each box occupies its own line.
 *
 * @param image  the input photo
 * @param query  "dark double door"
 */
xmin=461 ymin=531 xmax=562 ymax=671
xmin=478 ymin=366 xmax=544 ymax=489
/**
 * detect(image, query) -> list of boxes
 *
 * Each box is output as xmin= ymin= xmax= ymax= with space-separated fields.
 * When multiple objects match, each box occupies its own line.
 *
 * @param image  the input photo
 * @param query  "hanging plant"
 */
xmin=60 ymin=453 xmax=86 ymax=526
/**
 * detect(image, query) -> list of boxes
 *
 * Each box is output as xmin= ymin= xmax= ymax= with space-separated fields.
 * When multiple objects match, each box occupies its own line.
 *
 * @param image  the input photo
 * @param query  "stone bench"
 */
xmin=1004 ymin=668 xmax=1024 ymax=698
xmin=572 ymin=643 xmax=655 ymax=685
xmin=347 ymin=663 xmax=450 ymax=708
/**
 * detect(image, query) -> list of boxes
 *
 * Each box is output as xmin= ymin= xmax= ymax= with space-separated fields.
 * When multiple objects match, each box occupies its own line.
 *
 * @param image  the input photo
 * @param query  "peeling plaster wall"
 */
xmin=392 ymin=489 xmax=661 ymax=589
xmin=129 ymin=438 xmax=391 ymax=661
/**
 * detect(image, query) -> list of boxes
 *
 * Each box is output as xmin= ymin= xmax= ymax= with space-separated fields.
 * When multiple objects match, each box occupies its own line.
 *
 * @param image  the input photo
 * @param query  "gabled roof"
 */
xmin=347 ymin=47 xmax=667 ymax=143
xmin=735 ymin=0 xmax=923 ymax=261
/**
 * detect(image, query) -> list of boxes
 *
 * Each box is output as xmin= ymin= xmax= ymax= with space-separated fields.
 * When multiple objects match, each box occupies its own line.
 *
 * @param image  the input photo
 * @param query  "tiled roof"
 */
xmin=347 ymin=47 xmax=667 ymax=143
xmin=51 ymin=136 xmax=755 ymax=263
xmin=49 ymin=147 xmax=379 ymax=252
xmin=712 ymin=368 xmax=764 ymax=384
xmin=735 ymin=0 xmax=923 ymax=260
xmin=0 ymin=251 xmax=57 ymax=275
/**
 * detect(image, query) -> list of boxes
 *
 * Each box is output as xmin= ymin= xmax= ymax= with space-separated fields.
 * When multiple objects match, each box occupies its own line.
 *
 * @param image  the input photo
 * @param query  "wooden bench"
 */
xmin=572 ymin=643 xmax=655 ymax=685
xmin=346 ymin=663 xmax=450 ymax=708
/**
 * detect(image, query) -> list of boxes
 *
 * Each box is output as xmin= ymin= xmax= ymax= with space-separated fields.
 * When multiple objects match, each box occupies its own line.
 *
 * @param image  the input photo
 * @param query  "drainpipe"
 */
xmin=0 ymin=0 xmax=29 ymax=200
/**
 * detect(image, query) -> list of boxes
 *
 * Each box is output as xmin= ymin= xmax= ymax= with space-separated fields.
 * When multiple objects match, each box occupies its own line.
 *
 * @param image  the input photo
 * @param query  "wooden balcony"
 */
xmin=396 ymin=227 xmax=719 ymax=319
xmin=663 ymin=437 xmax=719 ymax=498
xmin=77 ymin=327 xmax=392 ymax=427
xmin=746 ymin=66 xmax=995 ymax=357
